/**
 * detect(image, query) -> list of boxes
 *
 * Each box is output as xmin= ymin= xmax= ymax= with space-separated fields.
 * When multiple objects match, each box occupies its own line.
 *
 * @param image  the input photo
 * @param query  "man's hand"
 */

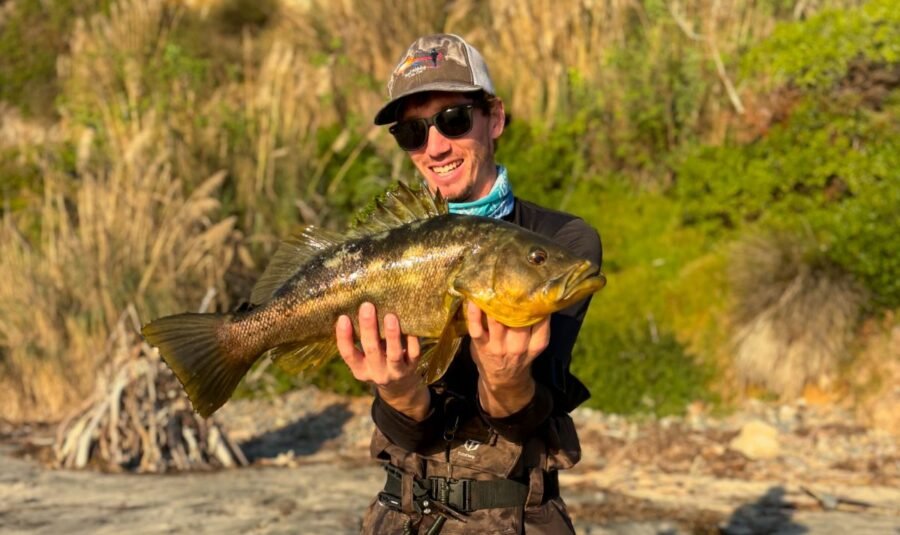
xmin=336 ymin=302 xmax=430 ymax=421
xmin=466 ymin=301 xmax=550 ymax=418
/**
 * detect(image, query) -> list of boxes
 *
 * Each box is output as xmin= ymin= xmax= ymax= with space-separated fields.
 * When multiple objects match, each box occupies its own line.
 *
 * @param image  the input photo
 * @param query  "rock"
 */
xmin=777 ymin=405 xmax=798 ymax=431
xmin=864 ymin=386 xmax=900 ymax=437
xmin=729 ymin=420 xmax=781 ymax=460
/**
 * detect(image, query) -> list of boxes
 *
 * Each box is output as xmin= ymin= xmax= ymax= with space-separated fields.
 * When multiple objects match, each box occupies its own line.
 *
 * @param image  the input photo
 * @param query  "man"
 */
xmin=335 ymin=34 xmax=602 ymax=534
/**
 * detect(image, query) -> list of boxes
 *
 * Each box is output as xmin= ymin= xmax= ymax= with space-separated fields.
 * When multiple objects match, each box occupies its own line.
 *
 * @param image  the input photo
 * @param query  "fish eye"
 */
xmin=528 ymin=247 xmax=548 ymax=265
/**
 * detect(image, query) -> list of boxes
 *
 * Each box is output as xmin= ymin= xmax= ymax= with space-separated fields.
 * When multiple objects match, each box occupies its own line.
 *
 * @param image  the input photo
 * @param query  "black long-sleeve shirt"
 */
xmin=372 ymin=197 xmax=603 ymax=451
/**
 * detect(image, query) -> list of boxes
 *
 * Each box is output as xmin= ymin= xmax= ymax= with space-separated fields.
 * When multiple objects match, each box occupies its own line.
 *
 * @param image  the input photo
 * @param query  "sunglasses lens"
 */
xmin=435 ymin=106 xmax=473 ymax=138
xmin=390 ymin=104 xmax=475 ymax=151
xmin=391 ymin=120 xmax=428 ymax=151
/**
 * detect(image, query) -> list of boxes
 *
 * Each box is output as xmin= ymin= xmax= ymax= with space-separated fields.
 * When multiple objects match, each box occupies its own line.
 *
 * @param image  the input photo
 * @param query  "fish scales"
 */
xmin=240 ymin=215 xmax=475 ymax=353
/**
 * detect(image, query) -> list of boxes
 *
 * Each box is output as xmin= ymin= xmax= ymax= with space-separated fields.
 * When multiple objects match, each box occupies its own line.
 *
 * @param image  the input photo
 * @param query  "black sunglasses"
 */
xmin=389 ymin=104 xmax=476 ymax=151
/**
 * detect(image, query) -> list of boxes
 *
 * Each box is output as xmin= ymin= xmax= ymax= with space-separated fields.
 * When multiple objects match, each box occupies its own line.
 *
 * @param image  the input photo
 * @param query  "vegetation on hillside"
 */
xmin=0 ymin=0 xmax=896 ymax=421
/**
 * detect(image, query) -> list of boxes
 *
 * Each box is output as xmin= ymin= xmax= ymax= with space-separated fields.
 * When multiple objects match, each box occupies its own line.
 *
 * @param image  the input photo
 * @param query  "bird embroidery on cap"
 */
xmin=396 ymin=47 xmax=446 ymax=78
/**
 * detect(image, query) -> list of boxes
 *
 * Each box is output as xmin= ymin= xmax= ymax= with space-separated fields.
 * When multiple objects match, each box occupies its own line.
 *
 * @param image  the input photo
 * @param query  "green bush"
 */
xmin=499 ymin=118 xmax=592 ymax=208
xmin=744 ymin=0 xmax=900 ymax=89
xmin=574 ymin=327 xmax=717 ymax=416
xmin=565 ymin=179 xmax=718 ymax=415
xmin=676 ymin=93 xmax=900 ymax=307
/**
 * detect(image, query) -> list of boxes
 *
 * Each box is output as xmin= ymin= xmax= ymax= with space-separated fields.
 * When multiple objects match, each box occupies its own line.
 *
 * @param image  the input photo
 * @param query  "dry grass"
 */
xmin=287 ymin=0 xmax=835 ymax=126
xmin=0 ymin=120 xmax=236 ymax=421
xmin=59 ymin=0 xmax=333 ymax=234
xmin=847 ymin=312 xmax=900 ymax=435
xmin=0 ymin=2 xmax=243 ymax=422
xmin=728 ymin=233 xmax=866 ymax=398
xmin=286 ymin=0 xmax=467 ymax=124
xmin=0 ymin=0 xmax=353 ymax=422
xmin=198 ymin=37 xmax=332 ymax=234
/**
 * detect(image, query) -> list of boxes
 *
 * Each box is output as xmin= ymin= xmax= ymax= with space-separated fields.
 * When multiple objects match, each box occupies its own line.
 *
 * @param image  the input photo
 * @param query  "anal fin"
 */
xmin=271 ymin=340 xmax=339 ymax=375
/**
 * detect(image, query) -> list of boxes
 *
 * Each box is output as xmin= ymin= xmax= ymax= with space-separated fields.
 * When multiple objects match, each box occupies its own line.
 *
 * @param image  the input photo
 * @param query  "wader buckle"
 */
xmin=419 ymin=479 xmax=469 ymax=523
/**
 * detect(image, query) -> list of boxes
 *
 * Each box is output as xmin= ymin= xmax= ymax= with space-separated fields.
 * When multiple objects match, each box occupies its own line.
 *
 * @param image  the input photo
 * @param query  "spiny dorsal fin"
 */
xmin=250 ymin=226 xmax=344 ymax=304
xmin=347 ymin=180 xmax=447 ymax=239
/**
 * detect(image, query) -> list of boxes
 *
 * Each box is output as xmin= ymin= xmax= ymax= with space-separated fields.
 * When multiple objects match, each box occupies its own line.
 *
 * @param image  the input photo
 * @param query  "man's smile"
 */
xmin=430 ymin=159 xmax=463 ymax=176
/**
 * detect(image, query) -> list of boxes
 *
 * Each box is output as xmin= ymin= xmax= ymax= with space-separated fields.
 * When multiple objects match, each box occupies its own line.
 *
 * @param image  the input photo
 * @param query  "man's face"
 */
xmin=398 ymin=92 xmax=505 ymax=203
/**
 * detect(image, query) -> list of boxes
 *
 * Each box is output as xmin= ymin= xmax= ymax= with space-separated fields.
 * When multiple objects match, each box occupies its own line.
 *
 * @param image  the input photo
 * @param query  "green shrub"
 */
xmin=565 ymin=178 xmax=718 ymax=415
xmin=676 ymin=94 xmax=900 ymax=307
xmin=499 ymin=117 xmax=592 ymax=208
xmin=574 ymin=326 xmax=717 ymax=416
xmin=744 ymin=0 xmax=900 ymax=89
xmin=664 ymin=251 xmax=732 ymax=374
xmin=0 ymin=147 xmax=41 ymax=210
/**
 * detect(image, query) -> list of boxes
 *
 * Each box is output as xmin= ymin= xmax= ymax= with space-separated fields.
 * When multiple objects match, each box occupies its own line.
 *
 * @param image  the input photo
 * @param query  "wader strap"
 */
xmin=383 ymin=466 xmax=560 ymax=513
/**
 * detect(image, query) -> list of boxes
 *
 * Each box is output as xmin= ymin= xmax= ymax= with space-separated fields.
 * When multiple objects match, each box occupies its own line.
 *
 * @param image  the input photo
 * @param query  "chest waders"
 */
xmin=373 ymin=393 xmax=561 ymax=534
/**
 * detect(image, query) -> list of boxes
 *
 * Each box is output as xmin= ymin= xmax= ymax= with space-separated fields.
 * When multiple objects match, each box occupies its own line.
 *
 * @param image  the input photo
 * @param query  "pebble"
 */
xmin=729 ymin=420 xmax=781 ymax=460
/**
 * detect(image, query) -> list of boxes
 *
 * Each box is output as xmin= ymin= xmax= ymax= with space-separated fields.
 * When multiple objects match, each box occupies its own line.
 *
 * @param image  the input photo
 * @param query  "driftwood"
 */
xmin=54 ymin=300 xmax=247 ymax=472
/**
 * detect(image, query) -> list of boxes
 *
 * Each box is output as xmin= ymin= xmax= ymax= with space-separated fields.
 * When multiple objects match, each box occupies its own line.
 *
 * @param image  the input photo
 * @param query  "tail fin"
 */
xmin=142 ymin=313 xmax=251 ymax=418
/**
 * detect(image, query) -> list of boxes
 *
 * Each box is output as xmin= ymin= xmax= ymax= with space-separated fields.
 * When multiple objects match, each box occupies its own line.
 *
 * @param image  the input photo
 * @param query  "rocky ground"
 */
xmin=1 ymin=387 xmax=898 ymax=534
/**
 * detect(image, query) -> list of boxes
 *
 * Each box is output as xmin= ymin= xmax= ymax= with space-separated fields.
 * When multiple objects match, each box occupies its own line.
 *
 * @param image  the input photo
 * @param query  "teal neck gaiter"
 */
xmin=448 ymin=165 xmax=514 ymax=219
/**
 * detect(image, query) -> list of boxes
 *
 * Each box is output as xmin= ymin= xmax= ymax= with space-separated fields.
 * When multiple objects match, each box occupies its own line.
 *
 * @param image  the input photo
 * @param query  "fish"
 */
xmin=141 ymin=182 xmax=606 ymax=417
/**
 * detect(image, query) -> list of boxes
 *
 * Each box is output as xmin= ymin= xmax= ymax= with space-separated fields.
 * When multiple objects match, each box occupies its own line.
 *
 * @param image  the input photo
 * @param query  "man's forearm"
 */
xmin=477 ymin=375 xmax=536 ymax=418
xmin=377 ymin=382 xmax=431 ymax=422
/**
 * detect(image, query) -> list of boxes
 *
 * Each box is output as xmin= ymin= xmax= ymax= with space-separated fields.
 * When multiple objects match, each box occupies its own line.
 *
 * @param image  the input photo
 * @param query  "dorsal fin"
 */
xmin=347 ymin=180 xmax=447 ymax=239
xmin=250 ymin=226 xmax=343 ymax=304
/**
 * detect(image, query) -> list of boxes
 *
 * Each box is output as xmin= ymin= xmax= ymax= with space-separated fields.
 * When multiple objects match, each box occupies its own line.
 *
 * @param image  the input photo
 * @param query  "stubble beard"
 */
xmin=446 ymin=181 xmax=476 ymax=203
xmin=425 ymin=176 xmax=476 ymax=203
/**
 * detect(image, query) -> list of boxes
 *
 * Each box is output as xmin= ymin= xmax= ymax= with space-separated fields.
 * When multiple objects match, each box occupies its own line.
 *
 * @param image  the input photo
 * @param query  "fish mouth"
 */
xmin=560 ymin=260 xmax=606 ymax=301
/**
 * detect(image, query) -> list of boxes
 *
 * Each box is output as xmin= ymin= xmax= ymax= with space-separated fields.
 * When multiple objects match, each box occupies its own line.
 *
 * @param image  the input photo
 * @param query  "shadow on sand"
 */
xmin=238 ymin=402 xmax=354 ymax=462
xmin=722 ymin=486 xmax=808 ymax=535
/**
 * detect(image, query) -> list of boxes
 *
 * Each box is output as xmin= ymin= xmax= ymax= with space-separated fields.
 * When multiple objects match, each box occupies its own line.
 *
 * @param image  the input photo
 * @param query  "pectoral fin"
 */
xmin=418 ymin=318 xmax=463 ymax=384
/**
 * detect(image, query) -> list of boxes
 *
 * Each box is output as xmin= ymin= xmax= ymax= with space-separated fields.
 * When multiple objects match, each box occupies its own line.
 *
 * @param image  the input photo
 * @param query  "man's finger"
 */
xmin=406 ymin=335 xmax=421 ymax=364
xmin=336 ymin=315 xmax=365 ymax=371
xmin=466 ymin=301 xmax=486 ymax=340
xmin=527 ymin=316 xmax=551 ymax=358
xmin=358 ymin=302 xmax=383 ymax=357
xmin=384 ymin=313 xmax=405 ymax=365
xmin=505 ymin=327 xmax=531 ymax=358
xmin=485 ymin=313 xmax=507 ymax=354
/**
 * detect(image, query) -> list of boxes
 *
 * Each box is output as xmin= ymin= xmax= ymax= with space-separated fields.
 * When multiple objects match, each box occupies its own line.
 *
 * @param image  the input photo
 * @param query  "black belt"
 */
xmin=382 ymin=465 xmax=559 ymax=513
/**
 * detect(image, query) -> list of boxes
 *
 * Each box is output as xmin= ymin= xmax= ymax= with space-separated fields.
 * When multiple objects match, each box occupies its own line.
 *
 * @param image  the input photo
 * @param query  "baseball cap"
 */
xmin=373 ymin=33 xmax=495 ymax=125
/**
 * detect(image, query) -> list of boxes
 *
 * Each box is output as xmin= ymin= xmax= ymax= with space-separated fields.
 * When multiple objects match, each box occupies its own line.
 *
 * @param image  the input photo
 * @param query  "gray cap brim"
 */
xmin=373 ymin=81 xmax=487 ymax=125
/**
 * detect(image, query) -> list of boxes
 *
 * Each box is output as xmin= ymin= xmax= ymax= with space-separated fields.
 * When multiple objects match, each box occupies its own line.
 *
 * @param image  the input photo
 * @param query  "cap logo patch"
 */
xmin=396 ymin=47 xmax=446 ymax=78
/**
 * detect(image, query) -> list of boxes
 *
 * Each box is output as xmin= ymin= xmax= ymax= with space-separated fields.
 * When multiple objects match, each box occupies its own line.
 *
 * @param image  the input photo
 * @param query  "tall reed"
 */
xmin=0 ymin=120 xmax=235 ymax=421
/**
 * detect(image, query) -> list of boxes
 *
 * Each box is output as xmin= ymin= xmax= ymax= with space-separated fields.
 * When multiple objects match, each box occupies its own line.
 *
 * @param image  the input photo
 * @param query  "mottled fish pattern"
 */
xmin=142 ymin=182 xmax=605 ymax=417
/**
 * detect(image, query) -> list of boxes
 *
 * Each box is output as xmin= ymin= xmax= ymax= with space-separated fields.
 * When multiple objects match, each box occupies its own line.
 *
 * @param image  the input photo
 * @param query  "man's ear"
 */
xmin=489 ymin=98 xmax=506 ymax=140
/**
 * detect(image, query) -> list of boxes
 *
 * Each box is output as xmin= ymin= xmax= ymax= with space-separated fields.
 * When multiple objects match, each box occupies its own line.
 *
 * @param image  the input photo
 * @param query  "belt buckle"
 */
xmin=422 ymin=477 xmax=469 ymax=523
xmin=448 ymin=478 xmax=472 ymax=513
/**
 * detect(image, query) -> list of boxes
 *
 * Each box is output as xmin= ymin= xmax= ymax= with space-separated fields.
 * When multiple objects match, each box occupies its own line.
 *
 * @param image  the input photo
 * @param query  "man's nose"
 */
xmin=425 ymin=125 xmax=451 ymax=156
